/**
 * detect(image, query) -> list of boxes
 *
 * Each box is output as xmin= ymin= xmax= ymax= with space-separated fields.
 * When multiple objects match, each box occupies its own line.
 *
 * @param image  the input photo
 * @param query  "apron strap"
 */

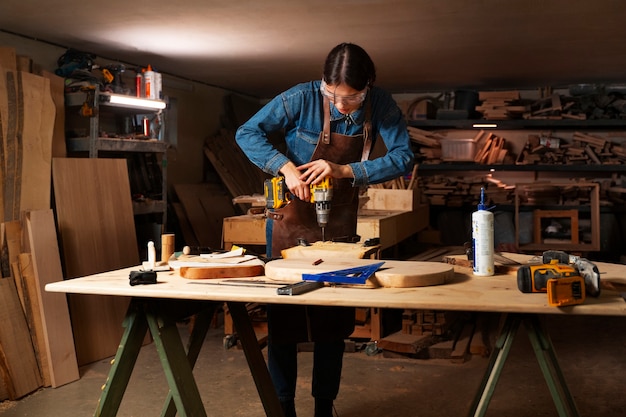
xmin=361 ymin=98 xmax=373 ymax=162
xmin=321 ymin=93 xmax=372 ymax=161
xmin=322 ymin=97 xmax=331 ymax=144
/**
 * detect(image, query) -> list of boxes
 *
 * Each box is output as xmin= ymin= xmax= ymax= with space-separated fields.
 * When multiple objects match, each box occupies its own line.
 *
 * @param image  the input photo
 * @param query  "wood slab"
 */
xmin=172 ymin=254 xmax=265 ymax=279
xmin=179 ymin=264 xmax=265 ymax=279
xmin=265 ymin=259 xmax=453 ymax=288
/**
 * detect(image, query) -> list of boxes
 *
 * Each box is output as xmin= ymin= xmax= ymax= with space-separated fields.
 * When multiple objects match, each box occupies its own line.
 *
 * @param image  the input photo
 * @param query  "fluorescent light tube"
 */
xmin=102 ymin=93 xmax=166 ymax=110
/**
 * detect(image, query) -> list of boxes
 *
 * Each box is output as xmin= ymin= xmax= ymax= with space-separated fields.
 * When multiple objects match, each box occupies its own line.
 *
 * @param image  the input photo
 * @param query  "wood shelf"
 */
xmin=408 ymin=118 xmax=626 ymax=130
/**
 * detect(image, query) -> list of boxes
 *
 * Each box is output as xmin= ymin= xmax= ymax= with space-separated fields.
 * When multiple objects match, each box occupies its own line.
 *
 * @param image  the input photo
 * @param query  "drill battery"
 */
xmin=546 ymin=276 xmax=585 ymax=307
xmin=264 ymin=176 xmax=291 ymax=209
xmin=517 ymin=259 xmax=586 ymax=307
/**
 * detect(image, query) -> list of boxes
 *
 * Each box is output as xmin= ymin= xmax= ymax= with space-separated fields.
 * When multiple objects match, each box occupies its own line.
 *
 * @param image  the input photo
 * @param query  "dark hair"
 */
xmin=323 ymin=43 xmax=376 ymax=90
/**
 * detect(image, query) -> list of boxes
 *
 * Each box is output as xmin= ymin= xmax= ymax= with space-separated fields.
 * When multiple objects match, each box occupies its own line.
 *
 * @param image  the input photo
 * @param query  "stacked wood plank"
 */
xmin=0 ymin=47 xmax=78 ymax=400
xmin=516 ymin=131 xmax=626 ymax=166
xmin=407 ymin=126 xmax=443 ymax=161
xmin=476 ymin=90 xmax=523 ymax=120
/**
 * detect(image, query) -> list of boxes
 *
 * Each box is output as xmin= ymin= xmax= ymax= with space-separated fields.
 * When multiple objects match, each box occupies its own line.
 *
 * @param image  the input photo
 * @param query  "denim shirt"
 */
xmin=235 ymin=80 xmax=414 ymax=186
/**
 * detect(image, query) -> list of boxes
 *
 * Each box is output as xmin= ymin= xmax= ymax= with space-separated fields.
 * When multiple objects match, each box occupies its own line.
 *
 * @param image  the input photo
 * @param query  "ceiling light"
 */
xmin=101 ymin=93 xmax=166 ymax=110
xmin=472 ymin=123 xmax=498 ymax=128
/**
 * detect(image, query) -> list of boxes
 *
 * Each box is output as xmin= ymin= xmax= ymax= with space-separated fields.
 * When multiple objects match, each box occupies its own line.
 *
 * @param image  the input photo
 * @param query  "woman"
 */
xmin=236 ymin=42 xmax=414 ymax=417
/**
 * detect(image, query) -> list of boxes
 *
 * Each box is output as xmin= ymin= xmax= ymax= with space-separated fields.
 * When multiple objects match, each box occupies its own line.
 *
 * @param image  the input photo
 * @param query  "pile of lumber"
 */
xmin=377 ymin=309 xmax=494 ymax=363
xmin=475 ymin=90 xmax=588 ymax=120
xmin=517 ymin=131 xmax=626 ymax=166
xmin=472 ymin=130 xmax=512 ymax=164
xmin=419 ymin=174 xmax=515 ymax=207
xmin=1 ymin=46 xmax=79 ymax=400
xmin=524 ymin=92 xmax=586 ymax=120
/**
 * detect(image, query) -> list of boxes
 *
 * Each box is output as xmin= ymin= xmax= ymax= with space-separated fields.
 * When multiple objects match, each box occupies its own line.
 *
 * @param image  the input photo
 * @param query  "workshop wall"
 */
xmin=0 ymin=31 xmax=230 ymax=188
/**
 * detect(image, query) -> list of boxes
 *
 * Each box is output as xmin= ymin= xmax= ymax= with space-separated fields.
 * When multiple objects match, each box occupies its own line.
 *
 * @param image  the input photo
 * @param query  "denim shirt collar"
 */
xmin=329 ymin=102 xmax=366 ymax=126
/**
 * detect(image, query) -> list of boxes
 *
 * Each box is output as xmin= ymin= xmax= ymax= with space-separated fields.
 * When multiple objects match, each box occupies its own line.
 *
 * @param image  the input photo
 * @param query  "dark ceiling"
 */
xmin=2 ymin=1 xmax=626 ymax=98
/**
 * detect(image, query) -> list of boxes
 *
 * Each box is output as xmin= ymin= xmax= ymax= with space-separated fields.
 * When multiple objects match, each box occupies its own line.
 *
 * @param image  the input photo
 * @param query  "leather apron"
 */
xmin=267 ymin=97 xmax=372 ymax=343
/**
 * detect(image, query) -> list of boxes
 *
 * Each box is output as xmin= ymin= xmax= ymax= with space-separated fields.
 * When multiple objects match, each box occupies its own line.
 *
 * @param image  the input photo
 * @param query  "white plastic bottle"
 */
xmin=147 ymin=241 xmax=156 ymax=270
xmin=472 ymin=188 xmax=494 ymax=276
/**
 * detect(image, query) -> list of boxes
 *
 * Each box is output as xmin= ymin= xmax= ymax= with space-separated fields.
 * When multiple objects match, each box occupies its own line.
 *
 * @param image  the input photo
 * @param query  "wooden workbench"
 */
xmin=45 ymin=257 xmax=626 ymax=417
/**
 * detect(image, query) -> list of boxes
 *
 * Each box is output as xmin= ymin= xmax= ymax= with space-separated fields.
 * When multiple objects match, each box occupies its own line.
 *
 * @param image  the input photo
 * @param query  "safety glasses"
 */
xmin=320 ymin=80 xmax=368 ymax=105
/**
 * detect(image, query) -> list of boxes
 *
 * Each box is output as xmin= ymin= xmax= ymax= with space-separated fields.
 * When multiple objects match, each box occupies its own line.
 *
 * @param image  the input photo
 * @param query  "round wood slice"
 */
xmin=264 ymin=259 xmax=453 ymax=288
xmin=179 ymin=264 xmax=265 ymax=279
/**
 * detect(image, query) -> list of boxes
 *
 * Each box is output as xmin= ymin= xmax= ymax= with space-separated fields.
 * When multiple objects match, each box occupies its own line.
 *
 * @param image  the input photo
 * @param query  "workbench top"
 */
xmin=46 ymin=256 xmax=626 ymax=317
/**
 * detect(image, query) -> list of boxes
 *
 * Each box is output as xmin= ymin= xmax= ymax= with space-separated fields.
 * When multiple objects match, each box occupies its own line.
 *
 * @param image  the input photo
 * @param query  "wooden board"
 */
xmin=2 ymin=69 xmax=18 ymax=221
xmin=17 ymin=253 xmax=51 ymax=386
xmin=265 ymin=259 xmax=453 ymax=288
xmin=25 ymin=209 xmax=79 ymax=387
xmin=41 ymin=71 xmax=66 ymax=158
xmin=0 ymin=276 xmax=42 ymax=399
xmin=19 ymin=71 xmax=55 ymax=213
xmin=281 ymin=241 xmax=379 ymax=260
xmin=172 ymin=254 xmax=265 ymax=279
xmin=52 ymin=158 xmax=138 ymax=366
xmin=179 ymin=264 xmax=265 ymax=279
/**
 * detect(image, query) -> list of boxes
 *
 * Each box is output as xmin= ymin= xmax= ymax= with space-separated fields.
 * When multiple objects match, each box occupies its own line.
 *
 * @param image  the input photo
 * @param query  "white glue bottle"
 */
xmin=472 ymin=188 xmax=494 ymax=276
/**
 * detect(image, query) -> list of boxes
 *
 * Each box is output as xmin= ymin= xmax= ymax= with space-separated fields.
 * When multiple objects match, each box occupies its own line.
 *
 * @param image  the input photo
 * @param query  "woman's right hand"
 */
xmin=280 ymin=162 xmax=311 ymax=202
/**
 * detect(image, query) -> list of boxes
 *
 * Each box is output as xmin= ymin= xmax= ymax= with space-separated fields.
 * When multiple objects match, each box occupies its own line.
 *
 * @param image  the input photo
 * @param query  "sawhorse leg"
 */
xmin=95 ymin=300 xmax=213 ymax=417
xmin=227 ymin=301 xmax=285 ymax=417
xmin=468 ymin=313 xmax=580 ymax=417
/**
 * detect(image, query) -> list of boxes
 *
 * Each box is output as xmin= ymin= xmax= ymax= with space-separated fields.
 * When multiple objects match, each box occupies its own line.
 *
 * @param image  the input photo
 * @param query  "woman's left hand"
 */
xmin=298 ymin=159 xmax=353 ymax=184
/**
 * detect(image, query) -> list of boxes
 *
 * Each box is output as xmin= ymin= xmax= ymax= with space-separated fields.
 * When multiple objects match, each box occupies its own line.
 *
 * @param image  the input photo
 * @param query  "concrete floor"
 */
xmin=0 ymin=312 xmax=624 ymax=417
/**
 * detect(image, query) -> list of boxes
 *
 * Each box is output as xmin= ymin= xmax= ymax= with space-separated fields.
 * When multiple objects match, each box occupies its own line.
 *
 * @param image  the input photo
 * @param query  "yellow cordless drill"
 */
xmin=265 ymin=176 xmax=333 ymax=241
xmin=310 ymin=176 xmax=333 ymax=241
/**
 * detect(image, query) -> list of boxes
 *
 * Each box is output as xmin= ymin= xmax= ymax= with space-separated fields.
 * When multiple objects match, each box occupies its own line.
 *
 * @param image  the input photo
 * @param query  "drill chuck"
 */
xmin=311 ymin=179 xmax=333 ymax=229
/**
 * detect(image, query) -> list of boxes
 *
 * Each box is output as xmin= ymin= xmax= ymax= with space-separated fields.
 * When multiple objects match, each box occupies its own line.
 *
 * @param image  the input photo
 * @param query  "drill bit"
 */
xmin=321 ymin=227 xmax=325 ymax=242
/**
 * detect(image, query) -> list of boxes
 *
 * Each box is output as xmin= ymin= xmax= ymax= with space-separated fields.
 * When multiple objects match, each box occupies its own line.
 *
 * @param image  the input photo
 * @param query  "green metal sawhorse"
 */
xmin=468 ymin=313 xmax=580 ymax=417
xmin=94 ymin=298 xmax=284 ymax=417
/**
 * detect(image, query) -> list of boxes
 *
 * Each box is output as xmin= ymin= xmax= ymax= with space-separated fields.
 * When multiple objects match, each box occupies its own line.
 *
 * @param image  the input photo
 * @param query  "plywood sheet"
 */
xmin=52 ymin=158 xmax=138 ymax=365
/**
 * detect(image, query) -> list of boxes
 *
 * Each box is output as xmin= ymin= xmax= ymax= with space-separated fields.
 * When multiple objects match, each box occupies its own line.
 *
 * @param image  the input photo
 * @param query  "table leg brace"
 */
xmin=468 ymin=313 xmax=580 ymax=417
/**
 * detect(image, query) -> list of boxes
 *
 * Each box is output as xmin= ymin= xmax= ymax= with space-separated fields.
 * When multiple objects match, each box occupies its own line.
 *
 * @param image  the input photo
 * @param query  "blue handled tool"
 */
xmin=302 ymin=262 xmax=385 ymax=285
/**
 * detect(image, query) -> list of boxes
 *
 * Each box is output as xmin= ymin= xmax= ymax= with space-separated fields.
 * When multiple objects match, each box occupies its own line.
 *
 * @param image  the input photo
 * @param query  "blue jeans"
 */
xmin=268 ymin=339 xmax=345 ymax=402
